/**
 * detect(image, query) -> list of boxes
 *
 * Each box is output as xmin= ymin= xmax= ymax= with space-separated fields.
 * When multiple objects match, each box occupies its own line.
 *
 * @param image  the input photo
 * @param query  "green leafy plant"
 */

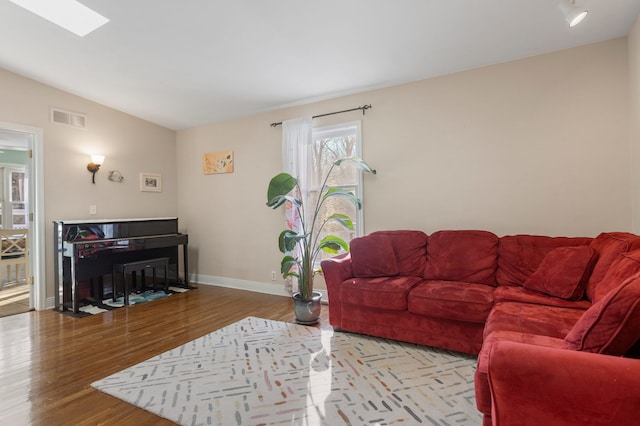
xmin=266 ymin=158 xmax=376 ymax=301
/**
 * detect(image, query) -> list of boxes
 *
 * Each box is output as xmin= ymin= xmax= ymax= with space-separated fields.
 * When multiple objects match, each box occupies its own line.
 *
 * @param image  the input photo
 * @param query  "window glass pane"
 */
xmin=310 ymin=133 xmax=358 ymax=187
xmin=12 ymin=202 xmax=26 ymax=228
xmin=307 ymin=121 xmax=363 ymax=267
xmin=11 ymin=172 xmax=25 ymax=202
xmin=308 ymin=189 xmax=358 ymax=263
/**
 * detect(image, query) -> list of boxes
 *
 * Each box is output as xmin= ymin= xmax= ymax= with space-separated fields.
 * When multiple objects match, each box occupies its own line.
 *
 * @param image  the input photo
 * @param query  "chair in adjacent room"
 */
xmin=0 ymin=229 xmax=29 ymax=288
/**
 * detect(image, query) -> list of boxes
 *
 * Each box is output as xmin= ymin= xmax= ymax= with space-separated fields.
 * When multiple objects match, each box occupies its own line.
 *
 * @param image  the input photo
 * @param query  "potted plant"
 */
xmin=266 ymin=157 xmax=376 ymax=324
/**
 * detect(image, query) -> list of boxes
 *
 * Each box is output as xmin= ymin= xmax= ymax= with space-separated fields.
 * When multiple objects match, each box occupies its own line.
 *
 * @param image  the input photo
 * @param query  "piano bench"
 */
xmin=113 ymin=257 xmax=170 ymax=305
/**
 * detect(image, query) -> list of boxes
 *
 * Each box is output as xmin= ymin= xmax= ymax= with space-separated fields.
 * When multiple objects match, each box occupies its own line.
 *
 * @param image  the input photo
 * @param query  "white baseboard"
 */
xmin=191 ymin=274 xmax=326 ymax=300
xmin=40 ymin=276 xmax=325 ymax=312
xmin=45 ymin=297 xmax=56 ymax=310
xmin=193 ymin=274 xmax=288 ymax=297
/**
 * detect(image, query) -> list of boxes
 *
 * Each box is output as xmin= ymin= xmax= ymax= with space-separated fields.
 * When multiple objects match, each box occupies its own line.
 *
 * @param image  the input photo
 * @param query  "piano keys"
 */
xmin=54 ymin=217 xmax=189 ymax=313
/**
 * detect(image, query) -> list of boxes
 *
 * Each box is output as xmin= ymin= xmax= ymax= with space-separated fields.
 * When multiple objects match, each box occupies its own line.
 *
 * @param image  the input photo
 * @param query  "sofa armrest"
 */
xmin=488 ymin=340 xmax=640 ymax=425
xmin=320 ymin=252 xmax=353 ymax=326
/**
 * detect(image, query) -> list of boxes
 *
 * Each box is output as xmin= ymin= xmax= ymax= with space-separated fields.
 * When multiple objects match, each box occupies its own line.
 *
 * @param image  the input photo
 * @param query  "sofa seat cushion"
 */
xmin=340 ymin=276 xmax=423 ymax=311
xmin=564 ymin=273 xmax=640 ymax=355
xmin=475 ymin=330 xmax=566 ymax=415
xmin=484 ymin=301 xmax=585 ymax=340
xmin=408 ymin=280 xmax=494 ymax=323
xmin=497 ymin=235 xmax=592 ymax=287
xmin=493 ymin=286 xmax=591 ymax=310
xmin=586 ymin=232 xmax=640 ymax=301
xmin=350 ymin=233 xmax=398 ymax=277
xmin=523 ymin=246 xmax=596 ymax=300
xmin=423 ymin=230 xmax=498 ymax=285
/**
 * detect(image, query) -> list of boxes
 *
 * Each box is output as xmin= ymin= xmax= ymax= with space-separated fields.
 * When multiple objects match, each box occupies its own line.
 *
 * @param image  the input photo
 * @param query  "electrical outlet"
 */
xmin=89 ymin=205 xmax=97 ymax=215
xmin=271 ymin=271 xmax=277 ymax=281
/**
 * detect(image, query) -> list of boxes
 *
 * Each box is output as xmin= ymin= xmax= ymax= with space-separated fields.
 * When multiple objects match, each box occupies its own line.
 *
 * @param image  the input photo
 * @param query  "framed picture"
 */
xmin=140 ymin=173 xmax=162 ymax=192
xmin=203 ymin=151 xmax=234 ymax=174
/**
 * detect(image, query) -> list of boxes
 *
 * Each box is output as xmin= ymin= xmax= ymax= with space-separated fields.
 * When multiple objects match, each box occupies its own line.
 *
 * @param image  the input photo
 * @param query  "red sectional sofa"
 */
xmin=321 ymin=230 xmax=640 ymax=425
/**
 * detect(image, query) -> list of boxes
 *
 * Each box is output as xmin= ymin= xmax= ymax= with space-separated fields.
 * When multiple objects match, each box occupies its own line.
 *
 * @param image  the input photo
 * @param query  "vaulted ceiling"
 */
xmin=1 ymin=1 xmax=639 ymax=130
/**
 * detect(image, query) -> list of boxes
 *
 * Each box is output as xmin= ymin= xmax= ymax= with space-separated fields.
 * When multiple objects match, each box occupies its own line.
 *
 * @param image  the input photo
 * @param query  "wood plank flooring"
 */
xmin=0 ymin=285 xmax=329 ymax=425
xmin=0 ymin=282 xmax=31 ymax=318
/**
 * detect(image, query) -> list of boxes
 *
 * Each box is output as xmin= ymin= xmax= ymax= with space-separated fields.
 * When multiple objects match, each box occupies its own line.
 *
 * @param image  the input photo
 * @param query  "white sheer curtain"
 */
xmin=281 ymin=117 xmax=312 ymax=294
xmin=282 ymin=116 xmax=312 ymax=180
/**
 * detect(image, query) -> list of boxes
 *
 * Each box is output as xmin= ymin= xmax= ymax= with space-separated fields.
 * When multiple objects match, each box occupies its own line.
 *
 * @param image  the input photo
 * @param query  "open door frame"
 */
xmin=0 ymin=122 xmax=45 ymax=310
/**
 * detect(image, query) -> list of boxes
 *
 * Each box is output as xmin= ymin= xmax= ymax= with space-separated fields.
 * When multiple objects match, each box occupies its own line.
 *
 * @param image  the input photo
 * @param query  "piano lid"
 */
xmin=53 ymin=217 xmax=178 ymax=225
xmin=54 ymin=217 xmax=180 ymax=242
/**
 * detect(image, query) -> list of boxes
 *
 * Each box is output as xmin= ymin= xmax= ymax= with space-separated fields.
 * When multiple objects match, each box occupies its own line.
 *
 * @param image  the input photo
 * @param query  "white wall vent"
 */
xmin=50 ymin=108 xmax=87 ymax=128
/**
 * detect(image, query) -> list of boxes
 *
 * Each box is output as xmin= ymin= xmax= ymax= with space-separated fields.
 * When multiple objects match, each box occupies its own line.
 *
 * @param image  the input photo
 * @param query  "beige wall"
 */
xmin=630 ymin=16 xmax=640 ymax=233
xmin=0 ymin=68 xmax=178 ymax=301
xmin=177 ymin=38 xmax=631 ymax=291
xmin=0 ymin=36 xmax=633 ymax=302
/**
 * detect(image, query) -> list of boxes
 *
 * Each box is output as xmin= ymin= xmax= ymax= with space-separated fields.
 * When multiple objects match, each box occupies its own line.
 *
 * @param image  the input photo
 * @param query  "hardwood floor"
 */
xmin=0 ymin=282 xmax=31 ymax=318
xmin=0 ymin=285 xmax=329 ymax=425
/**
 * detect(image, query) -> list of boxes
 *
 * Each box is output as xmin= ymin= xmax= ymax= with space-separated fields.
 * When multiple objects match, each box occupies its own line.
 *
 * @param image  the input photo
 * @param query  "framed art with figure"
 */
xmin=140 ymin=173 xmax=162 ymax=192
xmin=203 ymin=151 xmax=234 ymax=174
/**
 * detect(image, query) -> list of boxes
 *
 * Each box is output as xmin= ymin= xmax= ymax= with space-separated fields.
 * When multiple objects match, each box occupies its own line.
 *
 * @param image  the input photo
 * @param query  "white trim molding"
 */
xmin=191 ymin=273 xmax=327 ymax=301
xmin=0 ymin=121 xmax=45 ymax=311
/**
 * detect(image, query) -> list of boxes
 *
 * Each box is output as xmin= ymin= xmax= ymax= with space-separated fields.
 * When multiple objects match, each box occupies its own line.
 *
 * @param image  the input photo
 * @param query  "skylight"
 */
xmin=9 ymin=0 xmax=109 ymax=37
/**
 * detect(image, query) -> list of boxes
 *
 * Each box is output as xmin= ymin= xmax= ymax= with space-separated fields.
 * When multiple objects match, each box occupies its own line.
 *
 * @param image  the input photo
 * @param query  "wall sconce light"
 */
xmin=558 ymin=0 xmax=588 ymax=27
xmin=87 ymin=154 xmax=105 ymax=184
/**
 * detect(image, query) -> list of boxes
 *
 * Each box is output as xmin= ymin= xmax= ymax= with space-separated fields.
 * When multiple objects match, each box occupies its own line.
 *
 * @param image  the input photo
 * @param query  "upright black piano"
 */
xmin=54 ymin=217 xmax=189 ymax=313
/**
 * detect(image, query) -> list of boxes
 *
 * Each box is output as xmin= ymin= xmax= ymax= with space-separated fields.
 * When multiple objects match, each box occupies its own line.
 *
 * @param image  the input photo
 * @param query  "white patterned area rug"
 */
xmin=91 ymin=316 xmax=481 ymax=425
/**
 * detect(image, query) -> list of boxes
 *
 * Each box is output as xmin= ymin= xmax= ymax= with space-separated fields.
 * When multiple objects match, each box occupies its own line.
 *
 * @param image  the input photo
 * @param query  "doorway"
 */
xmin=0 ymin=159 xmax=29 ymax=316
xmin=0 ymin=123 xmax=45 ymax=317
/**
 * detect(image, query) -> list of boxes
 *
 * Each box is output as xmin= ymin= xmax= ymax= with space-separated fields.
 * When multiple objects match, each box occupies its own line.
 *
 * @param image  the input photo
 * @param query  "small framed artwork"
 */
xmin=140 ymin=172 xmax=162 ymax=192
xmin=203 ymin=151 xmax=234 ymax=174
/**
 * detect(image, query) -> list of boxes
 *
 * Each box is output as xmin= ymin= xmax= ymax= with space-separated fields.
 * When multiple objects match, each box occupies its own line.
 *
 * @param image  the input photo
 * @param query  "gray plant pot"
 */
xmin=293 ymin=291 xmax=322 ymax=325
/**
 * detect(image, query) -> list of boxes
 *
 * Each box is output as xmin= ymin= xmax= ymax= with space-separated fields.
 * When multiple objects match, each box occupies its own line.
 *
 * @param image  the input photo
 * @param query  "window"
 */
xmin=0 ymin=167 xmax=28 ymax=229
xmin=305 ymin=121 xmax=364 ymax=264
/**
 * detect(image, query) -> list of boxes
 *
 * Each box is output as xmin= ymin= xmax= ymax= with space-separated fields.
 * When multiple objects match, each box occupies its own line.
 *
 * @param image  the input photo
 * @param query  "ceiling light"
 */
xmin=558 ymin=0 xmax=588 ymax=27
xmin=9 ymin=0 xmax=109 ymax=37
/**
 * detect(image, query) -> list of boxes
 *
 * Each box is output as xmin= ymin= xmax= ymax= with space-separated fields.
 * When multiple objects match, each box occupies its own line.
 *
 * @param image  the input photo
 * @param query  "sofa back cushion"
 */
xmin=592 ymin=249 xmax=640 ymax=303
xmin=350 ymin=234 xmax=398 ymax=277
xmin=523 ymin=246 xmax=596 ymax=300
xmin=585 ymin=232 xmax=640 ymax=301
xmin=423 ymin=230 xmax=498 ymax=285
xmin=564 ymin=273 xmax=640 ymax=355
xmin=368 ymin=230 xmax=428 ymax=276
xmin=497 ymin=235 xmax=592 ymax=286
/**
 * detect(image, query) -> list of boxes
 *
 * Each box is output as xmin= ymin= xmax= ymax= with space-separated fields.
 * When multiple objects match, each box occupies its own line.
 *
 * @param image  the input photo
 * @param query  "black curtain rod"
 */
xmin=270 ymin=104 xmax=372 ymax=127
